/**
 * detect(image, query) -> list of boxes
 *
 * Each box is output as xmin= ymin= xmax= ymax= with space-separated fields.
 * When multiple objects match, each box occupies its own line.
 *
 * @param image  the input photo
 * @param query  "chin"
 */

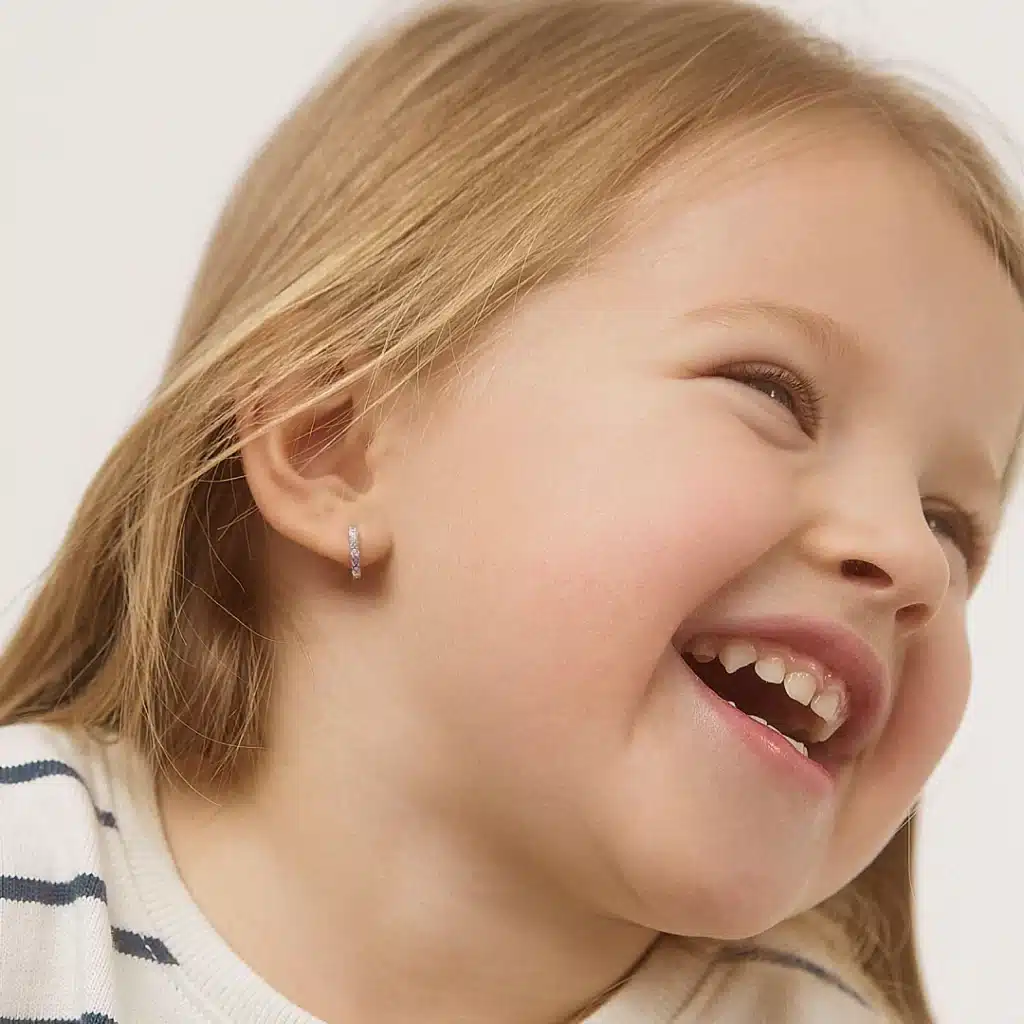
xmin=608 ymin=833 xmax=829 ymax=942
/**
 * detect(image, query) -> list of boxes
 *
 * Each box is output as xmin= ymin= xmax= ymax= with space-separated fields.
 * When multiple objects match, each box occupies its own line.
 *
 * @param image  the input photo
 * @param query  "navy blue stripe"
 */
xmin=725 ymin=946 xmax=871 ymax=1008
xmin=0 ymin=1015 xmax=117 ymax=1024
xmin=1 ymin=873 xmax=178 ymax=966
xmin=0 ymin=759 xmax=118 ymax=828
xmin=0 ymin=878 xmax=177 ymax=965
xmin=95 ymin=809 xmax=117 ymax=828
xmin=0 ymin=873 xmax=107 ymax=906
xmin=112 ymin=926 xmax=177 ymax=965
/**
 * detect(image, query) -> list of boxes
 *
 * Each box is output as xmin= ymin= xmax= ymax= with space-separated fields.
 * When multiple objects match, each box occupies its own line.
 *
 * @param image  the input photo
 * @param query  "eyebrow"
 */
xmin=679 ymin=298 xmax=860 ymax=364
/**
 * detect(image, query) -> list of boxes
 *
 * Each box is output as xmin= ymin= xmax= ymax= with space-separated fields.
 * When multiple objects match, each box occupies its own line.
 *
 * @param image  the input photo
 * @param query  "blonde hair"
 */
xmin=2 ymin=1 xmax=1022 ymax=1020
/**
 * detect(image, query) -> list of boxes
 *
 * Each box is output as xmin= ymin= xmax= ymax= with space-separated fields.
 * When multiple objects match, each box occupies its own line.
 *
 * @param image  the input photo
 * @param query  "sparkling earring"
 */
xmin=348 ymin=525 xmax=362 ymax=580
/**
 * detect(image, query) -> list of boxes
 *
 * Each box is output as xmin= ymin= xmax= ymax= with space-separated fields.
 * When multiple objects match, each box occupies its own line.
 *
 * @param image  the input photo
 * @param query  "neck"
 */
xmin=156 ymin=638 xmax=658 ymax=1024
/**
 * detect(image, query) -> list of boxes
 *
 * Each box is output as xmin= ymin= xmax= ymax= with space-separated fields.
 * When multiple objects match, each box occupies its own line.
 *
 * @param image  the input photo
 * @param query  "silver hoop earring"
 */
xmin=348 ymin=525 xmax=362 ymax=580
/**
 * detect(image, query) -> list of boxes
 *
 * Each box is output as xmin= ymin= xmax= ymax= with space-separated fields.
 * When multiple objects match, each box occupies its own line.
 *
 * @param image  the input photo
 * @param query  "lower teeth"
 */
xmin=728 ymin=704 xmax=809 ymax=757
xmin=780 ymin=734 xmax=809 ymax=757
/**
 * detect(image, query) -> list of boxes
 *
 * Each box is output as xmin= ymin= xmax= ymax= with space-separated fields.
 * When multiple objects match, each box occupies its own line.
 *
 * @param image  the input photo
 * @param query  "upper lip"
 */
xmin=674 ymin=615 xmax=891 ymax=762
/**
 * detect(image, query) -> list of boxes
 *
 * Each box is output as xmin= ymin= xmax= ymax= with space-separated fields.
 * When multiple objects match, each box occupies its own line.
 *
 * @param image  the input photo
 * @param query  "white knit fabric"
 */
xmin=0 ymin=723 xmax=880 ymax=1022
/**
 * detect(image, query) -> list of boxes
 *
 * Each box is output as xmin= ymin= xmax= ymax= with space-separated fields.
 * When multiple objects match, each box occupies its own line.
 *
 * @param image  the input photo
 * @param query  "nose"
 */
xmin=802 ymin=473 xmax=951 ymax=633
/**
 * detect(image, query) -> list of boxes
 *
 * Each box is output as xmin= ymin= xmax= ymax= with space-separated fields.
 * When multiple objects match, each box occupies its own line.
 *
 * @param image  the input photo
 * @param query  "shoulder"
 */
xmin=643 ymin=932 xmax=883 ymax=1023
xmin=711 ymin=944 xmax=882 ymax=1023
xmin=0 ymin=721 xmax=125 ymax=928
xmin=0 ymin=722 xmax=185 ymax=1020
xmin=0 ymin=720 xmax=121 ymax=851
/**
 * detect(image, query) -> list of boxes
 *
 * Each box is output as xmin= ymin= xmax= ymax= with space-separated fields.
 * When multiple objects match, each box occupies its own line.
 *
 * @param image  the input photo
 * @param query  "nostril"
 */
xmin=841 ymin=558 xmax=893 ymax=587
xmin=895 ymin=602 xmax=931 ymax=630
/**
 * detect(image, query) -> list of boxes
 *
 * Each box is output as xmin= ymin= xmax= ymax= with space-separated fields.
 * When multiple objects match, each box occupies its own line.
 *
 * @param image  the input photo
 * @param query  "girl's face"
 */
xmin=372 ymin=135 xmax=1024 ymax=937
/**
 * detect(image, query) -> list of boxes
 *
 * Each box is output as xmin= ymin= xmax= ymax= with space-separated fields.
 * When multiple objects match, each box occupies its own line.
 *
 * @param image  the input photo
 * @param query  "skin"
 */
xmin=159 ymin=133 xmax=1024 ymax=1024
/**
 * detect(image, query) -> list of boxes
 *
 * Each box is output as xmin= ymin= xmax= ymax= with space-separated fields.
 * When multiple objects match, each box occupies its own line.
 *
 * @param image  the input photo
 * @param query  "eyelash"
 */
xmin=719 ymin=362 xmax=988 ymax=569
xmin=924 ymin=504 xmax=987 ymax=570
xmin=718 ymin=361 xmax=824 ymax=436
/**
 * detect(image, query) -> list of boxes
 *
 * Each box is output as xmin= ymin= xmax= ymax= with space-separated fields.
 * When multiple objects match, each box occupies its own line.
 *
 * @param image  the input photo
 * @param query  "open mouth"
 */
xmin=674 ymin=635 xmax=850 ymax=764
xmin=672 ymin=621 xmax=889 ymax=771
xmin=682 ymin=652 xmax=819 ymax=757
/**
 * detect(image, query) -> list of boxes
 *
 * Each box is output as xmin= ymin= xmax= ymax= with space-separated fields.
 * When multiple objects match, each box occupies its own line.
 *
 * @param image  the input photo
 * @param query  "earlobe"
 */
xmin=237 ymin=398 xmax=393 ymax=575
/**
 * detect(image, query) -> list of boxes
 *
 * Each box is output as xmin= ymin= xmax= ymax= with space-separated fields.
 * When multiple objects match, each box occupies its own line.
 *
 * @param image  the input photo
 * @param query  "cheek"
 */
xmin=394 ymin=379 xmax=800 ymax=747
xmin=455 ymin=393 xmax=794 ymax=665
xmin=819 ymin=611 xmax=970 ymax=897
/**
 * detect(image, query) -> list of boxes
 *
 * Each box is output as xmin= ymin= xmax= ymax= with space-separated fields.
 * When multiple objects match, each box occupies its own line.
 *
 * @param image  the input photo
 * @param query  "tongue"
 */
xmin=684 ymin=654 xmax=818 ymax=743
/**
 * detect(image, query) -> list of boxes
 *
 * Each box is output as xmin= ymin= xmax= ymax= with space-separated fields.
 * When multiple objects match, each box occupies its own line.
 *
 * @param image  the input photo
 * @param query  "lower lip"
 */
xmin=676 ymin=652 xmax=837 ymax=797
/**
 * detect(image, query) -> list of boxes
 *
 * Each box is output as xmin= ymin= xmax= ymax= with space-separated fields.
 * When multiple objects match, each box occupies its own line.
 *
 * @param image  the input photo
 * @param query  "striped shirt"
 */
xmin=0 ymin=723 xmax=879 ymax=1022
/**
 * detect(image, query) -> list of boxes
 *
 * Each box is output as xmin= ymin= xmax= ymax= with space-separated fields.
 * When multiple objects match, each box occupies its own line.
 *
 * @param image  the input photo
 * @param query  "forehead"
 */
xmin=603 ymin=132 xmax=1024 ymax=481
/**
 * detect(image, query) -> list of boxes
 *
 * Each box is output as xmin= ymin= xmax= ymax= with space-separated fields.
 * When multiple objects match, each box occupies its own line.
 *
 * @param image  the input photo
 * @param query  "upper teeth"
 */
xmin=684 ymin=635 xmax=848 ymax=741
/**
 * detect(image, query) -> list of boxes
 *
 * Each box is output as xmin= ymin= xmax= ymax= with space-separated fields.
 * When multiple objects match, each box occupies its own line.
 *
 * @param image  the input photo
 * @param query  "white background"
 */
xmin=3 ymin=3 xmax=1022 ymax=1020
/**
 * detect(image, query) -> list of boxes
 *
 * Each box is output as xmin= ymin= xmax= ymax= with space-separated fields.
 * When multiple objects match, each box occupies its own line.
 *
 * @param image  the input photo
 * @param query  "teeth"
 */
xmin=743 ymin=709 xmax=812 ymax=756
xmin=749 ymin=712 xmax=805 ymax=749
xmin=685 ymin=634 xmax=851 ymax=743
xmin=812 ymin=719 xmax=843 ymax=744
xmin=720 ymin=641 xmax=757 ymax=673
xmin=754 ymin=656 xmax=786 ymax=684
xmin=691 ymin=638 xmax=718 ymax=662
xmin=810 ymin=691 xmax=841 ymax=723
xmin=783 ymin=670 xmax=817 ymax=706
xmin=781 ymin=733 xmax=809 ymax=757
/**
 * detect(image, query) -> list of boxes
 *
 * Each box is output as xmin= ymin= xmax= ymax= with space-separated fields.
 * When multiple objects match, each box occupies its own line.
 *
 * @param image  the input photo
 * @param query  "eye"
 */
xmin=924 ymin=504 xmax=985 ymax=569
xmin=717 ymin=362 xmax=823 ymax=437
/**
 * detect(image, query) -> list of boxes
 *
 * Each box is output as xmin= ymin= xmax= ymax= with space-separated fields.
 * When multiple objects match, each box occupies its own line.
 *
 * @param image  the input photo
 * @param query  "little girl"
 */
xmin=2 ymin=1 xmax=1022 ymax=1021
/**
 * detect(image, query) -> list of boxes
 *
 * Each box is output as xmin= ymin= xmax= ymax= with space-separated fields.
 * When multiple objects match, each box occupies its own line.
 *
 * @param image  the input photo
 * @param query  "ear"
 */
xmin=238 ymin=387 xmax=393 ymax=577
